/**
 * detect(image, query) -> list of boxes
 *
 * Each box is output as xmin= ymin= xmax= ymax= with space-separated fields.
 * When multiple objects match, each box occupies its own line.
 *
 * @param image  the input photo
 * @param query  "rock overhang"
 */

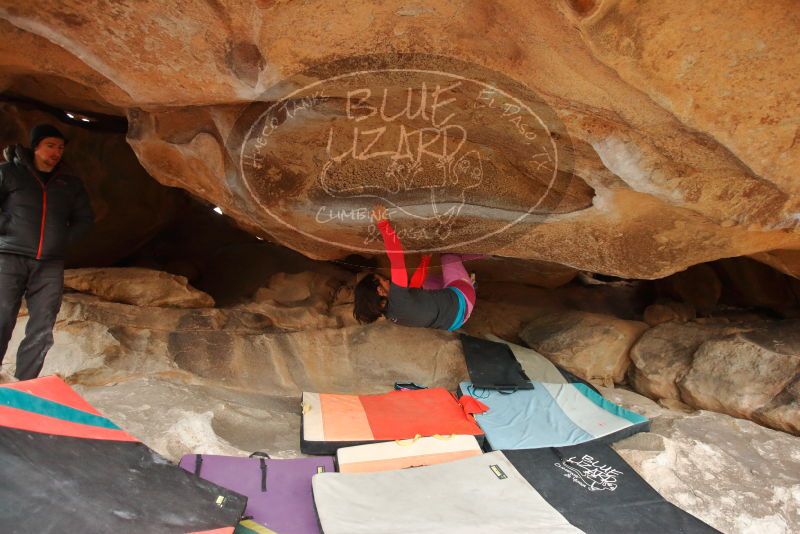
xmin=0 ymin=0 xmax=797 ymax=278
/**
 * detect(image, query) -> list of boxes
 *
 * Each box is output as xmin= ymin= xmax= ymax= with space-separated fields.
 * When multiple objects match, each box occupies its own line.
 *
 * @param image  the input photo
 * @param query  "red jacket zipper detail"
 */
xmin=30 ymin=169 xmax=57 ymax=260
xmin=36 ymin=187 xmax=47 ymax=259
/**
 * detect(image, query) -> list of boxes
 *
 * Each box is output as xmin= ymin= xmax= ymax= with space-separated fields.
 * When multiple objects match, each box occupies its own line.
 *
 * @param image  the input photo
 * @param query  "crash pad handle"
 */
xmin=394 ymin=434 xmax=455 ymax=446
xmin=466 ymin=385 xmax=490 ymax=399
xmin=249 ymin=451 xmax=271 ymax=459
xmin=395 ymin=434 xmax=422 ymax=446
xmin=259 ymin=458 xmax=268 ymax=492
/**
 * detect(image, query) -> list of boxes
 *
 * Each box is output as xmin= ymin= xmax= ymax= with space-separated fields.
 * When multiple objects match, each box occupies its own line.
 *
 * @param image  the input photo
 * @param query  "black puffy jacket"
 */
xmin=0 ymin=145 xmax=94 ymax=260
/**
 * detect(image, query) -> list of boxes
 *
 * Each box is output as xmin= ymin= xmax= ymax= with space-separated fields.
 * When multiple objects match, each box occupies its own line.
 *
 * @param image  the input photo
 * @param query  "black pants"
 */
xmin=0 ymin=253 xmax=64 ymax=380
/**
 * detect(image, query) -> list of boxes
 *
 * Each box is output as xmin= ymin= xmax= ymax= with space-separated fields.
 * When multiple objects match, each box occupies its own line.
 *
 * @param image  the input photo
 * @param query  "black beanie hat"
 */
xmin=29 ymin=124 xmax=67 ymax=150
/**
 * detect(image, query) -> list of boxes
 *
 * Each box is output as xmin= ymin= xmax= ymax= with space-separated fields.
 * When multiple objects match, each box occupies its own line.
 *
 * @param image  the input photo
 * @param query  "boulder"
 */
xmin=519 ymin=310 xmax=648 ymax=386
xmin=750 ymin=249 xmax=800 ymax=281
xmin=57 ymin=293 xmax=274 ymax=334
xmin=235 ymin=270 xmax=358 ymax=330
xmin=64 ymin=267 xmax=215 ymax=308
xmin=577 ymin=0 xmax=800 ymax=210
xmin=19 ymin=294 xmax=277 ymax=380
xmin=678 ymin=325 xmax=800 ymax=433
xmin=628 ymin=321 xmax=738 ymax=400
xmin=460 ymin=283 xmax=562 ymax=341
xmin=2 ymin=1 xmax=799 ymax=277
xmin=609 ymin=389 xmax=800 ymax=534
xmin=629 ymin=319 xmax=800 ymax=435
xmin=465 ymin=279 xmax=651 ymax=341
xmin=5 ymin=292 xmax=465 ymax=396
xmin=77 ymin=378 xmax=264 ymax=461
xmin=643 ymin=300 xmax=696 ymax=326
xmin=167 ymin=321 xmax=466 ymax=396
xmin=753 ymin=375 xmax=800 ymax=435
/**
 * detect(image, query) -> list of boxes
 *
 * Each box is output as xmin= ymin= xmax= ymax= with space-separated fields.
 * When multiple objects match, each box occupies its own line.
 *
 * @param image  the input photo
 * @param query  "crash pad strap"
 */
xmin=260 ymin=458 xmax=267 ymax=492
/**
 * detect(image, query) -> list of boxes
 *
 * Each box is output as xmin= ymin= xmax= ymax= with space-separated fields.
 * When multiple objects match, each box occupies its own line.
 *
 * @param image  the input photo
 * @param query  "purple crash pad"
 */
xmin=179 ymin=453 xmax=335 ymax=534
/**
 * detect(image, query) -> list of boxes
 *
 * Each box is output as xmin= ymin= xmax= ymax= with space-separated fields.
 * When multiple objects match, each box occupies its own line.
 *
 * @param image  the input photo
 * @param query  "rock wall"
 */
xmin=0 ymin=1 xmax=797 ymax=278
xmin=605 ymin=388 xmax=800 ymax=534
xmin=630 ymin=320 xmax=800 ymax=435
xmin=520 ymin=310 xmax=648 ymax=386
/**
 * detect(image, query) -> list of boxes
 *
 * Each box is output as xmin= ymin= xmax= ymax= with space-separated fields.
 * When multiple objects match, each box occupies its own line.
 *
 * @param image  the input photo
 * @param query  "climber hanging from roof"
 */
xmin=353 ymin=203 xmax=485 ymax=331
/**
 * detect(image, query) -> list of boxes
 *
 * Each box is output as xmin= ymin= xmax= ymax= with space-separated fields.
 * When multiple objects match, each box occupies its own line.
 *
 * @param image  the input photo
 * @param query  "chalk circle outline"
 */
xmin=238 ymin=57 xmax=568 ymax=254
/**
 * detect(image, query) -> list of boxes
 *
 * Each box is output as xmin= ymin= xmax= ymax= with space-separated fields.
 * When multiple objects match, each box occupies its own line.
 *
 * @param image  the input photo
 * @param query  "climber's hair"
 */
xmin=353 ymin=273 xmax=387 ymax=324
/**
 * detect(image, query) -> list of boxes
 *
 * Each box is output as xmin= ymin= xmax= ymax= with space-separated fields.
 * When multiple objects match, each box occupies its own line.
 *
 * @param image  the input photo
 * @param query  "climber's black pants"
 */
xmin=0 ymin=253 xmax=64 ymax=380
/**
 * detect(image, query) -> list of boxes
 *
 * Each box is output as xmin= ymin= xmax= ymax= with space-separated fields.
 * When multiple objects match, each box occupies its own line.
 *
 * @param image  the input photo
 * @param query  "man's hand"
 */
xmin=371 ymin=203 xmax=388 ymax=222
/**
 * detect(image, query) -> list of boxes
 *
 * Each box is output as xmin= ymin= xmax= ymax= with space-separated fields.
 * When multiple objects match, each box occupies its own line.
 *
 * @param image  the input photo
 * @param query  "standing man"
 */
xmin=0 ymin=124 xmax=94 ymax=381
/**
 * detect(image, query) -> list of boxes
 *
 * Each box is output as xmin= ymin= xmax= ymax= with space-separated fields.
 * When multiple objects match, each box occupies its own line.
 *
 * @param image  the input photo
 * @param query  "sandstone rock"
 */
xmin=76 ymin=377 xmax=265 ymax=461
xmin=6 ymin=291 xmax=465 ymax=396
xmin=678 ymin=325 xmax=800 ymax=433
xmin=465 ymin=279 xmax=651 ymax=342
xmin=656 ymin=398 xmax=696 ymax=414
xmin=469 ymin=257 xmax=577 ymax=289
xmin=58 ymin=294 xmax=275 ymax=334
xmin=714 ymin=257 xmax=800 ymax=315
xmin=750 ymin=249 xmax=800 ymax=280
xmin=598 ymin=385 xmax=666 ymax=420
xmin=64 ymin=267 xmax=215 ymax=308
xmin=519 ymin=310 xmax=648 ymax=385
xmin=3 ymin=1 xmax=800 ymax=516
xmin=0 ymin=372 xmax=17 ymax=384
xmin=463 ymin=283 xmax=564 ymax=342
xmin=575 ymin=0 xmax=800 ymax=211
xmin=0 ymin=18 xmax=130 ymax=114
xmin=236 ymin=270 xmax=358 ymax=330
xmin=643 ymin=300 xmax=696 ymax=326
xmin=168 ymin=321 xmax=466 ymax=396
xmin=629 ymin=319 xmax=800 ymax=435
xmin=258 ymin=272 xmax=323 ymax=304
xmin=753 ymin=375 xmax=800 ymax=435
xmin=628 ymin=321 xmax=735 ymax=400
xmin=655 ymin=264 xmax=721 ymax=315
xmin=3 ymin=2 xmax=798 ymax=278
xmin=4 ymin=293 xmax=282 ymax=383
xmin=42 ymin=320 xmax=122 ymax=378
xmin=610 ymin=396 xmax=800 ymax=534
xmin=22 ymin=264 xmax=459 ymax=415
